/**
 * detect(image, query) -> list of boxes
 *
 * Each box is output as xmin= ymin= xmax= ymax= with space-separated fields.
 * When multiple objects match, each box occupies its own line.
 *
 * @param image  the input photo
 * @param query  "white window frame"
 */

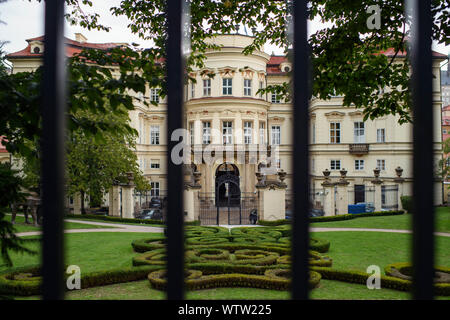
xmin=330 ymin=122 xmax=341 ymax=144
xmin=377 ymin=128 xmax=386 ymax=143
xmin=244 ymin=121 xmax=253 ymax=144
xmin=355 ymin=159 xmax=365 ymax=171
xmin=312 ymin=122 xmax=316 ymax=144
xmin=202 ymin=121 xmax=211 ymax=144
xmin=354 ymin=122 xmax=365 ymax=143
xmin=330 ymin=160 xmax=341 ymax=171
xmin=377 ymin=159 xmax=386 ymax=171
xmin=222 ymin=121 xmax=233 ymax=144
xmin=150 ymin=182 xmax=160 ymax=197
xmin=189 ymin=122 xmax=194 ymax=145
xmin=244 ymin=79 xmax=252 ymax=96
xmin=271 ymin=125 xmax=281 ymax=145
xmin=191 ymin=82 xmax=195 ymax=98
xmin=271 ymin=92 xmax=280 ymax=104
xmin=222 ymin=78 xmax=232 ymax=95
xmin=150 ymin=159 xmax=160 ymax=169
xmin=150 ymin=125 xmax=160 ymax=145
xmin=259 ymin=122 xmax=265 ymax=144
xmin=203 ymin=79 xmax=211 ymax=96
xmin=150 ymin=88 xmax=160 ymax=103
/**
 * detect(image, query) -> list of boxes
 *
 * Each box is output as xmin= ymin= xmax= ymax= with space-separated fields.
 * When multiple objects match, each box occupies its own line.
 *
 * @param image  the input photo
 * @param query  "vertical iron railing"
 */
xmin=410 ymin=0 xmax=435 ymax=299
xmin=37 ymin=0 xmax=437 ymax=301
xmin=291 ymin=0 xmax=310 ymax=300
xmin=41 ymin=0 xmax=66 ymax=300
xmin=166 ymin=0 xmax=185 ymax=300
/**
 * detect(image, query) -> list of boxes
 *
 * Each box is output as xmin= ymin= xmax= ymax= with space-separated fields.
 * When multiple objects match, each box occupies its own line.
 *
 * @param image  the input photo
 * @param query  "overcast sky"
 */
xmin=1 ymin=0 xmax=448 ymax=66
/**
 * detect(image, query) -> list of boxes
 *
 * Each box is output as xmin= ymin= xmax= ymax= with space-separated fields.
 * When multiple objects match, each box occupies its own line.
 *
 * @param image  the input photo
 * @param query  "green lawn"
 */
xmin=0 ymin=232 xmax=160 ymax=273
xmin=21 ymin=278 xmax=414 ymax=300
xmin=6 ymin=215 xmax=118 ymax=233
xmin=66 ymin=216 xmax=164 ymax=228
xmin=310 ymin=207 xmax=450 ymax=233
xmin=5 ymin=229 xmax=449 ymax=300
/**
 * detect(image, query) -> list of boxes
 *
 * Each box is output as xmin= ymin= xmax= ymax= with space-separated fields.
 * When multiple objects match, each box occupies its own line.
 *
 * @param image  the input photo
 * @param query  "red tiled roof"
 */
xmin=443 ymin=105 xmax=450 ymax=111
xmin=6 ymin=36 xmax=124 ymax=59
xmin=0 ymin=136 xmax=8 ymax=153
xmin=266 ymin=48 xmax=447 ymax=75
xmin=378 ymin=47 xmax=447 ymax=58
xmin=267 ymin=55 xmax=288 ymax=75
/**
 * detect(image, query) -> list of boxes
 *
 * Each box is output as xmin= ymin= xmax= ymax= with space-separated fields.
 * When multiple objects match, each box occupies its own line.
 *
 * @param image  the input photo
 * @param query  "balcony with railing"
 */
xmin=349 ymin=143 xmax=369 ymax=155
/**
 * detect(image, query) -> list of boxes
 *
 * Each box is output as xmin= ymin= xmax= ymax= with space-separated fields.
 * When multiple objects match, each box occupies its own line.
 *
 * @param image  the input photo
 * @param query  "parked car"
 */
xmin=356 ymin=202 xmax=375 ymax=213
xmin=135 ymin=208 xmax=163 ymax=220
xmin=149 ymin=197 xmax=162 ymax=209
xmin=92 ymin=207 xmax=109 ymax=216
xmin=249 ymin=209 xmax=258 ymax=224
xmin=285 ymin=208 xmax=324 ymax=220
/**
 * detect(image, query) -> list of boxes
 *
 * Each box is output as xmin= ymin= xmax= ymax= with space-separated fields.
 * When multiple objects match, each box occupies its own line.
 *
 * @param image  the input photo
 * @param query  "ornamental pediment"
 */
xmin=145 ymin=115 xmax=165 ymax=121
xmin=268 ymin=116 xmax=285 ymax=122
xmin=324 ymin=111 xmax=345 ymax=117
xmin=258 ymin=72 xmax=266 ymax=81
xmin=221 ymin=109 xmax=236 ymax=116
xmin=200 ymin=68 xmax=215 ymax=79
xmin=348 ymin=110 xmax=363 ymax=117
xmin=239 ymin=67 xmax=258 ymax=79
xmin=218 ymin=66 xmax=237 ymax=78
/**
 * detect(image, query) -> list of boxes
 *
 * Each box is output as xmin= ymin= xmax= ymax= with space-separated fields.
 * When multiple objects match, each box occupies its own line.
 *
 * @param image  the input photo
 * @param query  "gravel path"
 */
xmin=14 ymin=219 xmax=450 ymax=238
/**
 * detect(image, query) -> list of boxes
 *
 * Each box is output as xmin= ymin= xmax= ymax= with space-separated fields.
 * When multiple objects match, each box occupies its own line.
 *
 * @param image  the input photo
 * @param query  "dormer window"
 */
xmin=280 ymin=62 xmax=292 ymax=73
xmin=33 ymin=46 xmax=41 ymax=54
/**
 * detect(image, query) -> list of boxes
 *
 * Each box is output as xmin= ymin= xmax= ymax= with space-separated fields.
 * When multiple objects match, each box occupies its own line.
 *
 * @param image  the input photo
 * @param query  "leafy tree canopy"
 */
xmin=40 ymin=0 xmax=449 ymax=124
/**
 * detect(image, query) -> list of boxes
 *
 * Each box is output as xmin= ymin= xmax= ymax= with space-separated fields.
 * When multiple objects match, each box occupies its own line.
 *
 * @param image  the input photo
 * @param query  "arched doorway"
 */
xmin=215 ymin=163 xmax=240 ymax=207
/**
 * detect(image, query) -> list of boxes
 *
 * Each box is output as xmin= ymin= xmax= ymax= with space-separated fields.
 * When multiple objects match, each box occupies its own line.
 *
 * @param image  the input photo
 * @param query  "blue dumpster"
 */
xmin=348 ymin=204 xmax=366 ymax=214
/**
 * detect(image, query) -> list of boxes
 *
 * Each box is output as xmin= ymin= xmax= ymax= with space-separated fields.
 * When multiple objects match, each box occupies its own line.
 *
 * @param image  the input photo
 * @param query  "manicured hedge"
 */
xmin=310 ymin=266 xmax=450 ymax=296
xmin=131 ymin=236 xmax=166 ymax=253
xmin=65 ymin=214 xmax=201 ymax=226
xmin=258 ymin=210 xmax=405 ymax=226
xmin=147 ymin=269 xmax=321 ymax=291
xmin=385 ymin=262 xmax=450 ymax=285
xmin=0 ymin=265 xmax=164 ymax=296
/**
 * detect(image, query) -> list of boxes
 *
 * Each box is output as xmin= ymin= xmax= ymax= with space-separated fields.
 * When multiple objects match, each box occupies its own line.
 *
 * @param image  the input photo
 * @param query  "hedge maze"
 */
xmin=0 ymin=224 xmax=448 ymax=297
xmin=136 ymin=226 xmax=329 ymax=291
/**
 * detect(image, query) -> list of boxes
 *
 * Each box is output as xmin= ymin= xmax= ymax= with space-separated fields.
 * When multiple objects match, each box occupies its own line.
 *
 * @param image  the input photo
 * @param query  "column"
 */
xmin=372 ymin=168 xmax=383 ymax=212
xmin=108 ymin=185 xmax=120 ymax=217
xmin=335 ymin=169 xmax=349 ymax=215
xmin=321 ymin=169 xmax=335 ymax=216
xmin=184 ymin=170 xmax=201 ymax=221
xmin=73 ymin=193 xmax=82 ymax=215
xmin=394 ymin=166 xmax=405 ymax=210
xmin=255 ymin=170 xmax=287 ymax=221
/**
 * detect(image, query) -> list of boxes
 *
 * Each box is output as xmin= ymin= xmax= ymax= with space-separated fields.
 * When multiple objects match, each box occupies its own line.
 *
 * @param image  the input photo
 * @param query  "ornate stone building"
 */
xmin=6 ymin=33 xmax=447 ymax=221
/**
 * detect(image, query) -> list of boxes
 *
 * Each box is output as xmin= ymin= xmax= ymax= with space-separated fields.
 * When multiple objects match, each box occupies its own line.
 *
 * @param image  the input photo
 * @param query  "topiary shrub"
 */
xmin=147 ymin=268 xmax=321 ymax=291
xmin=400 ymin=196 xmax=413 ymax=213
xmin=0 ymin=265 xmax=163 ymax=296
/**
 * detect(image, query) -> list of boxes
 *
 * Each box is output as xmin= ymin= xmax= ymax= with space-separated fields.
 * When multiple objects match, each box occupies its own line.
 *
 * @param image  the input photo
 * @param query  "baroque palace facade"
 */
xmin=6 ymin=33 xmax=447 ymax=217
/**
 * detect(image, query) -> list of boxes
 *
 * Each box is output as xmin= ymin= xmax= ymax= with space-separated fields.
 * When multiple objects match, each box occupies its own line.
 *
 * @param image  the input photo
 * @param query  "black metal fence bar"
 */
xmin=41 ymin=0 xmax=66 ymax=300
xmin=292 ymin=0 xmax=310 ymax=300
xmin=166 ymin=0 xmax=185 ymax=300
xmin=410 ymin=0 xmax=435 ymax=299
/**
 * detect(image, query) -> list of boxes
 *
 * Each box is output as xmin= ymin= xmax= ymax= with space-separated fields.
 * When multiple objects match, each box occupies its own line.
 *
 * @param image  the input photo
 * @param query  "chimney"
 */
xmin=75 ymin=33 xmax=88 ymax=43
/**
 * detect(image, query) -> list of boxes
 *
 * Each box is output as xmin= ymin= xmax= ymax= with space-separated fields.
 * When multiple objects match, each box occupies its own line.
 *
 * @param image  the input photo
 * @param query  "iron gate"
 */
xmin=198 ymin=192 xmax=257 ymax=225
xmin=382 ymin=185 xmax=399 ymax=210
